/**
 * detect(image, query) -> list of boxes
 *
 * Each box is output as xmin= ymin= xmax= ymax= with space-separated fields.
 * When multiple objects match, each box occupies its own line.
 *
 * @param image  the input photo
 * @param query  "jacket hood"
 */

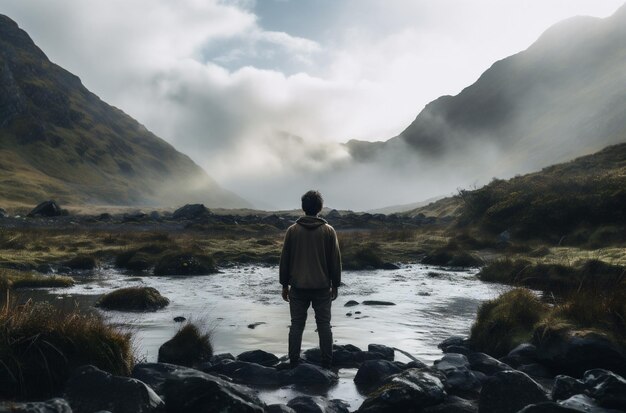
xmin=296 ymin=216 xmax=327 ymax=229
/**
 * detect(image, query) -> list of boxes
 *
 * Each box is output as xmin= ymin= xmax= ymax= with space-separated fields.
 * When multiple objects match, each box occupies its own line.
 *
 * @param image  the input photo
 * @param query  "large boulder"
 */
xmin=368 ymin=344 xmax=394 ymax=360
xmin=237 ymin=349 xmax=279 ymax=366
xmin=358 ymin=369 xmax=446 ymax=413
xmin=153 ymin=253 xmax=217 ymax=276
xmin=558 ymin=394 xmax=620 ymax=413
xmin=583 ymin=369 xmax=626 ymax=410
xmin=551 ymin=375 xmax=587 ymax=402
xmin=467 ymin=352 xmax=512 ymax=375
xmin=206 ymin=360 xmax=338 ymax=389
xmin=478 ymin=370 xmax=549 ymax=413
xmin=205 ymin=360 xmax=282 ymax=386
xmin=434 ymin=355 xmax=482 ymax=399
xmin=283 ymin=363 xmax=338 ymax=388
xmin=28 ymin=200 xmax=67 ymax=217
xmin=172 ymin=204 xmax=213 ymax=220
xmin=0 ymin=398 xmax=72 ymax=413
xmin=354 ymin=360 xmax=402 ymax=389
xmin=534 ymin=331 xmax=626 ymax=377
xmin=287 ymin=396 xmax=349 ymax=413
xmin=132 ymin=362 xmax=266 ymax=412
xmin=158 ymin=324 xmax=213 ymax=367
xmin=64 ymin=365 xmax=164 ymax=413
xmin=501 ymin=343 xmax=539 ymax=368
xmin=303 ymin=344 xmax=387 ymax=366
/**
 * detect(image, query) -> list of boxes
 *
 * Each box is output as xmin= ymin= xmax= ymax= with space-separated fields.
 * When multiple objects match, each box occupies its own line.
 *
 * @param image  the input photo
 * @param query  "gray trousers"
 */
xmin=288 ymin=287 xmax=333 ymax=366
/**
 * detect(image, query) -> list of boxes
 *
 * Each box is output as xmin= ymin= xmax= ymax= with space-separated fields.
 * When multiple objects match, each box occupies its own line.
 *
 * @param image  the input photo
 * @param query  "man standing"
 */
xmin=279 ymin=190 xmax=341 ymax=368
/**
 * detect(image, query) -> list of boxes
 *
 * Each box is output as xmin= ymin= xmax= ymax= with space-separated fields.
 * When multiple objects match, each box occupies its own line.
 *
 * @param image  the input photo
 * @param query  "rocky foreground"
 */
xmin=2 ymin=336 xmax=625 ymax=413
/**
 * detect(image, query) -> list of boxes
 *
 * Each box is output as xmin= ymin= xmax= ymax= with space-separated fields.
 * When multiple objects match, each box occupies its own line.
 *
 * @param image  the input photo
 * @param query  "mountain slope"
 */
xmin=0 ymin=15 xmax=249 ymax=208
xmin=347 ymin=4 xmax=626 ymax=176
xmin=409 ymin=140 xmax=626 ymax=243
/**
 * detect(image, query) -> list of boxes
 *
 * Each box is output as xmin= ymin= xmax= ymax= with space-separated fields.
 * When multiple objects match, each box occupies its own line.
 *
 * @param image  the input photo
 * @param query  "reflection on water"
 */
xmin=28 ymin=264 xmax=508 ymax=409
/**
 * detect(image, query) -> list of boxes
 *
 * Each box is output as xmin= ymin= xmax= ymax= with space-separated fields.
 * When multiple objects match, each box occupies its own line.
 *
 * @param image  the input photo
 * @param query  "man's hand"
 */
xmin=282 ymin=286 xmax=290 ymax=302
xmin=331 ymin=287 xmax=338 ymax=301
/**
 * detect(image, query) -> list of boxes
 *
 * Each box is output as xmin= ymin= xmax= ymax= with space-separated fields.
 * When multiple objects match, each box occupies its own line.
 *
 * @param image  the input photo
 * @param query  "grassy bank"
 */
xmin=472 ymin=257 xmax=626 ymax=357
xmin=0 ymin=298 xmax=134 ymax=399
xmin=477 ymin=258 xmax=625 ymax=293
xmin=0 ymin=225 xmax=449 ymax=272
xmin=0 ymin=268 xmax=74 ymax=289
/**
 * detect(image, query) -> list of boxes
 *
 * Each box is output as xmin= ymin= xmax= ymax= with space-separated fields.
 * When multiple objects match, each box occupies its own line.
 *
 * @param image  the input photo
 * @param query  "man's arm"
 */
xmin=279 ymin=228 xmax=292 ymax=301
xmin=328 ymin=228 xmax=341 ymax=300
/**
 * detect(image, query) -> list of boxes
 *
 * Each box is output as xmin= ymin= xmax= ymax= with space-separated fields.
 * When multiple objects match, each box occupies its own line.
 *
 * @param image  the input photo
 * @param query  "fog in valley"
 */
xmin=3 ymin=0 xmax=624 ymax=210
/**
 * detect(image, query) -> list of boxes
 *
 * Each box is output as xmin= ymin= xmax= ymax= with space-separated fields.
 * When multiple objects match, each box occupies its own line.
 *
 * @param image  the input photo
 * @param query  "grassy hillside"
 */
xmin=0 ymin=15 xmax=248 ymax=208
xmin=454 ymin=141 xmax=626 ymax=244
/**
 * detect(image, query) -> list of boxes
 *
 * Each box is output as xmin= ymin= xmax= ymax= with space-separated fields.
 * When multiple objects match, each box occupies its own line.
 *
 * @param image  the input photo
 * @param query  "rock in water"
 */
xmin=354 ymin=360 xmax=402 ymax=388
xmin=237 ymin=349 xmax=279 ymax=366
xmin=358 ymin=369 xmax=446 ymax=413
xmin=160 ymin=366 xmax=266 ymax=413
xmin=205 ymin=360 xmax=282 ymax=386
xmin=132 ymin=362 xmax=266 ymax=412
xmin=467 ymin=352 xmax=512 ymax=375
xmin=559 ymin=394 xmax=615 ymax=412
xmin=64 ymin=365 xmax=164 ymax=413
xmin=283 ymin=363 xmax=339 ymax=388
xmin=362 ymin=300 xmax=396 ymax=306
xmin=0 ymin=398 xmax=72 ymax=413
xmin=368 ymin=344 xmax=394 ymax=360
xmin=583 ymin=369 xmax=626 ymax=410
xmin=478 ymin=370 xmax=549 ymax=413
xmin=551 ymin=375 xmax=588 ymax=402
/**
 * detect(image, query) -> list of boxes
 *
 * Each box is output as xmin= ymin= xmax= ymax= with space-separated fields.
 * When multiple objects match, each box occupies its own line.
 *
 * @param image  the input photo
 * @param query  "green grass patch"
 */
xmin=477 ymin=258 xmax=626 ymax=293
xmin=96 ymin=287 xmax=169 ymax=311
xmin=456 ymin=143 xmax=626 ymax=243
xmin=0 ymin=269 xmax=74 ymax=290
xmin=0 ymin=300 xmax=134 ymax=399
xmin=470 ymin=288 xmax=546 ymax=357
xmin=158 ymin=323 xmax=213 ymax=367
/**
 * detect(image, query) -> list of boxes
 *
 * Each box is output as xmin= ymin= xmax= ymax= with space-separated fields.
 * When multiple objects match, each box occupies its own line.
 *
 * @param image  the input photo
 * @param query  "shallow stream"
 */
xmin=37 ymin=264 xmax=509 ymax=409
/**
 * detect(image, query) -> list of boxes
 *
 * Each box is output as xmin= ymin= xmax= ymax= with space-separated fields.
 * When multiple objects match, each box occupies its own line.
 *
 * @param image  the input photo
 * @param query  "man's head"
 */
xmin=301 ymin=190 xmax=323 ymax=216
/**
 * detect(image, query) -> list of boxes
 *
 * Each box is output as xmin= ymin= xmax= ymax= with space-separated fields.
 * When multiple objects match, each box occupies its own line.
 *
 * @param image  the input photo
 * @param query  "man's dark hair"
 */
xmin=301 ymin=190 xmax=323 ymax=216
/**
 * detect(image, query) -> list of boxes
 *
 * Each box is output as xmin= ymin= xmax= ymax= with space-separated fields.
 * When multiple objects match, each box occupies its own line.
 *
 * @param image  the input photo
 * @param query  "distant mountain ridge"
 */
xmin=0 ymin=15 xmax=249 ymax=208
xmin=347 ymin=4 xmax=626 ymax=175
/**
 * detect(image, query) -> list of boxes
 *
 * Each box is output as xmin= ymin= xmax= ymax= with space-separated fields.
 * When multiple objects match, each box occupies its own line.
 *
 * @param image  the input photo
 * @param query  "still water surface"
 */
xmin=41 ymin=264 xmax=508 ymax=409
